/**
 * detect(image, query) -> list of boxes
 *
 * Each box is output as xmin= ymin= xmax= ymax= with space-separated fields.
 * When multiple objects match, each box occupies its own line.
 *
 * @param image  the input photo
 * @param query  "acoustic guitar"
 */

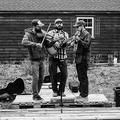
xmin=46 ymin=38 xmax=64 ymax=55
xmin=47 ymin=46 xmax=58 ymax=55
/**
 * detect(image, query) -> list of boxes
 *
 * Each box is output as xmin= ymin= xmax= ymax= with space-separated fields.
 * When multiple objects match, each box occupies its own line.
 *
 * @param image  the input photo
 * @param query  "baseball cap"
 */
xmin=73 ymin=20 xmax=86 ymax=27
xmin=31 ymin=19 xmax=44 ymax=27
xmin=54 ymin=18 xmax=63 ymax=24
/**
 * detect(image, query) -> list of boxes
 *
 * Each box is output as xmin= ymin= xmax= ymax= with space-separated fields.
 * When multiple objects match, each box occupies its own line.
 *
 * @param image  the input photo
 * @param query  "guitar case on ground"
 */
xmin=0 ymin=78 xmax=25 ymax=103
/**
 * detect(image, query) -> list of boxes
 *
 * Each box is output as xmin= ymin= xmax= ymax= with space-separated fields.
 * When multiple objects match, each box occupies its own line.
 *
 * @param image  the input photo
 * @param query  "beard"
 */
xmin=35 ymin=28 xmax=42 ymax=33
xmin=37 ymin=33 xmax=44 ymax=38
xmin=55 ymin=25 xmax=63 ymax=30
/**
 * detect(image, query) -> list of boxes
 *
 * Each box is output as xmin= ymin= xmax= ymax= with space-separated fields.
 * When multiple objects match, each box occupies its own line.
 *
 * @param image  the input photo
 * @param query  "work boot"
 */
xmin=53 ymin=92 xmax=58 ymax=97
xmin=75 ymin=95 xmax=88 ymax=103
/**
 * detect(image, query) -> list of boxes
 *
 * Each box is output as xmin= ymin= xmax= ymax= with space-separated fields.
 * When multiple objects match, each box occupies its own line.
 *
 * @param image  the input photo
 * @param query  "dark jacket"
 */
xmin=75 ymin=29 xmax=91 ymax=64
xmin=22 ymin=28 xmax=48 ymax=61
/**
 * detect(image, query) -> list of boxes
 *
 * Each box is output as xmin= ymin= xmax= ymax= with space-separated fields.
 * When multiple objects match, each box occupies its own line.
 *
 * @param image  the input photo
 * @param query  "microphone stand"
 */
xmin=60 ymin=85 xmax=63 ymax=113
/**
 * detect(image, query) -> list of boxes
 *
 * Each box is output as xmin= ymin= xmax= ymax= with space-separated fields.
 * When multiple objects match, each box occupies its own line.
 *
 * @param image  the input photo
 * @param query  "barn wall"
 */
xmin=0 ymin=13 xmax=120 ymax=63
xmin=0 ymin=13 xmax=74 ymax=63
xmin=92 ymin=15 xmax=120 ymax=62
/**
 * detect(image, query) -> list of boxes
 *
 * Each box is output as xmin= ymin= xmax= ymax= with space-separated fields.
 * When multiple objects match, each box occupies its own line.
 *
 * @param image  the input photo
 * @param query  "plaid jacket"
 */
xmin=48 ymin=29 xmax=69 ymax=60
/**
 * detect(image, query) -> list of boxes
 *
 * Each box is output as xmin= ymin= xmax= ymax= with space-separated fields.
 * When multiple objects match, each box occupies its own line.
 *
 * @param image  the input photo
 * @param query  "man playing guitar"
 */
xmin=48 ymin=18 xmax=69 ymax=97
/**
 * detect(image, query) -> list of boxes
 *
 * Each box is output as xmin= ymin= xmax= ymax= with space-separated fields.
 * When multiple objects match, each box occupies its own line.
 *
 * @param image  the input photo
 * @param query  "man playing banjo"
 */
xmin=48 ymin=18 xmax=69 ymax=97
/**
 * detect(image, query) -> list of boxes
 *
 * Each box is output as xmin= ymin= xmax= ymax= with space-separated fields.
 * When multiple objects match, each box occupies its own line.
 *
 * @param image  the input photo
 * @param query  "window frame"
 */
xmin=76 ymin=17 xmax=94 ymax=38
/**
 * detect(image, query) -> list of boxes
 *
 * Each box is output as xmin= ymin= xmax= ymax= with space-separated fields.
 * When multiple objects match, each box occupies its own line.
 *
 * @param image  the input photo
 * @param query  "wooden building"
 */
xmin=0 ymin=0 xmax=120 ymax=63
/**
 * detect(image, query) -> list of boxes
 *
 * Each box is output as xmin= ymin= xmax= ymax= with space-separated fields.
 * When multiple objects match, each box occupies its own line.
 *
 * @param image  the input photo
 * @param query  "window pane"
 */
xmin=88 ymin=19 xmax=92 ymax=26
xmin=88 ymin=19 xmax=92 ymax=23
xmin=86 ymin=28 xmax=92 ymax=35
xmin=86 ymin=19 xmax=88 ymax=26
xmin=84 ymin=19 xmax=87 ymax=23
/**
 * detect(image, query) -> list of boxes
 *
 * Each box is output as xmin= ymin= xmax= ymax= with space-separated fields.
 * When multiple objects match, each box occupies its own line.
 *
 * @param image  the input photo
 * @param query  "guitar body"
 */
xmin=47 ymin=46 xmax=58 ymax=55
xmin=47 ymin=41 xmax=61 ymax=55
xmin=46 ymin=37 xmax=76 ymax=55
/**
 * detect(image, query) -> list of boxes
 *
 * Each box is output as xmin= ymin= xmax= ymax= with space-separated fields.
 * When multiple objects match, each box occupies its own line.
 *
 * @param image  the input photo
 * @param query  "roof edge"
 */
xmin=0 ymin=11 xmax=120 ymax=15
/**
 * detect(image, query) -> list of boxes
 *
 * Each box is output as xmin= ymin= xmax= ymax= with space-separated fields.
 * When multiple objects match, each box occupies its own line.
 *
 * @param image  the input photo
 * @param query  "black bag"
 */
xmin=69 ymin=80 xmax=80 ymax=93
xmin=0 ymin=78 xmax=25 ymax=102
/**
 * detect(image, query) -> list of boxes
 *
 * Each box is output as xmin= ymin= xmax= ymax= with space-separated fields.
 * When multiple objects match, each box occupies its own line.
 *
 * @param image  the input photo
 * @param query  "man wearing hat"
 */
xmin=48 ymin=18 xmax=69 ymax=97
xmin=22 ymin=19 xmax=48 ymax=100
xmin=72 ymin=20 xmax=91 ymax=101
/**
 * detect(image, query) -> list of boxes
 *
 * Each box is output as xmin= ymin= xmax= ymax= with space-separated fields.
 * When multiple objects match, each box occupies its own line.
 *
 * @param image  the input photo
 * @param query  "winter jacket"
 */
xmin=75 ymin=29 xmax=91 ymax=64
xmin=22 ymin=28 xmax=47 ymax=61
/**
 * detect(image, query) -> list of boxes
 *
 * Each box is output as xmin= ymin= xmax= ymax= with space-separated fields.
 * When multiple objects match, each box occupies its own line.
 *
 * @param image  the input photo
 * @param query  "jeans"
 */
xmin=76 ymin=57 xmax=88 ymax=97
xmin=31 ymin=61 xmax=44 ymax=96
xmin=49 ymin=58 xmax=67 ymax=93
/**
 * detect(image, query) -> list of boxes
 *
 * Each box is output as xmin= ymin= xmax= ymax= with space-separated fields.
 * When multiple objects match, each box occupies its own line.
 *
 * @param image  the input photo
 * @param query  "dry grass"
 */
xmin=0 ymin=60 xmax=120 ymax=102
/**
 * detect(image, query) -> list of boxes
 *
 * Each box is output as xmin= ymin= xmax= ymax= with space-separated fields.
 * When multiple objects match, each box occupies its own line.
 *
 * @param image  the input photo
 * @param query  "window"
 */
xmin=76 ymin=17 xmax=94 ymax=38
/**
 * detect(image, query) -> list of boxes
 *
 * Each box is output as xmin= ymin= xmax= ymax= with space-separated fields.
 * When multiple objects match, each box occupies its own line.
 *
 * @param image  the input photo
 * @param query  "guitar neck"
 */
xmin=62 ymin=37 xmax=75 ymax=44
